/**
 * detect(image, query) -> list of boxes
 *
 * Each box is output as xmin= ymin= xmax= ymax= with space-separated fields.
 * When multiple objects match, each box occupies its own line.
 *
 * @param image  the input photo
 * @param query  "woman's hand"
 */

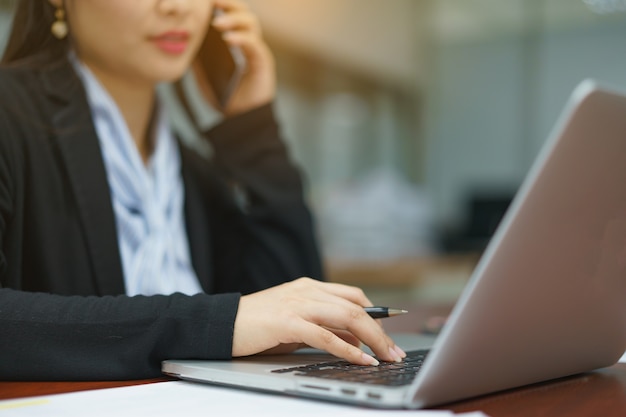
xmin=232 ymin=278 xmax=407 ymax=366
xmin=193 ymin=0 xmax=276 ymax=117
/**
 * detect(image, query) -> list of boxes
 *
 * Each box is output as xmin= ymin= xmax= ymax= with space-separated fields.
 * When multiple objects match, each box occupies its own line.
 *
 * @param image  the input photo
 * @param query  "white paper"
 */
xmin=619 ymin=350 xmax=626 ymax=363
xmin=0 ymin=381 xmax=488 ymax=417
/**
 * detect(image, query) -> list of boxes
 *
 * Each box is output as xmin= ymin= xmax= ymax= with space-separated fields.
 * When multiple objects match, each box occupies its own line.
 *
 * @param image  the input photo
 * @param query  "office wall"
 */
xmin=532 ymin=22 xmax=626 ymax=152
xmin=424 ymin=36 xmax=528 ymax=230
xmin=423 ymin=1 xmax=626 ymax=233
xmin=251 ymin=0 xmax=626 ymax=254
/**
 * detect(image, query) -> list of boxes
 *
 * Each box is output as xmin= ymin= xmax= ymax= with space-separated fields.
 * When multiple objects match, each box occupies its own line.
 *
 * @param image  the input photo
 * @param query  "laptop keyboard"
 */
xmin=271 ymin=349 xmax=429 ymax=386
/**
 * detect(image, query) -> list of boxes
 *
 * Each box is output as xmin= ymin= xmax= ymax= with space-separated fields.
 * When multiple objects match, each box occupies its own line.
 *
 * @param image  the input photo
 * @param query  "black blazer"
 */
xmin=0 ymin=58 xmax=322 ymax=380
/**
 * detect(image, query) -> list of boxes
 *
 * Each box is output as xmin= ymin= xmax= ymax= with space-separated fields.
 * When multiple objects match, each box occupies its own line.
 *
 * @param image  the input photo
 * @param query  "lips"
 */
xmin=151 ymin=31 xmax=190 ymax=55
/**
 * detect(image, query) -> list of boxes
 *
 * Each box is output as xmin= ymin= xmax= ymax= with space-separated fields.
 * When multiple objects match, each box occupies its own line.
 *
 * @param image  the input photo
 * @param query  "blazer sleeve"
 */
xmin=0 ymin=289 xmax=239 ymax=380
xmin=196 ymin=103 xmax=324 ymax=294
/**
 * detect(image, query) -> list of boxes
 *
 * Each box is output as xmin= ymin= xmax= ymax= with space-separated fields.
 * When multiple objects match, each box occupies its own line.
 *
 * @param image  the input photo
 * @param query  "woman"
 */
xmin=0 ymin=0 xmax=405 ymax=380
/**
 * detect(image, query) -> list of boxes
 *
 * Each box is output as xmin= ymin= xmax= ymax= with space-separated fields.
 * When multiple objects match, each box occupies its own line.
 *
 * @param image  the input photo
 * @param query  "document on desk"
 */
xmin=620 ymin=350 xmax=626 ymax=363
xmin=0 ymin=381 xmax=489 ymax=417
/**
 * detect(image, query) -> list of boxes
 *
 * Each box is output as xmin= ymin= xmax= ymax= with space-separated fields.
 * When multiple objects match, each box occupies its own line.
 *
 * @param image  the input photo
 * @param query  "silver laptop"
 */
xmin=163 ymin=80 xmax=626 ymax=409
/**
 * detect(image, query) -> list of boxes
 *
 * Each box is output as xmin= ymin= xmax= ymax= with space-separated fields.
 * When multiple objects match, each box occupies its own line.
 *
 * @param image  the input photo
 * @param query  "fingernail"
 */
xmin=212 ymin=15 xmax=228 ymax=26
xmin=389 ymin=346 xmax=402 ymax=363
xmin=362 ymin=352 xmax=379 ymax=366
xmin=222 ymin=31 xmax=237 ymax=42
xmin=394 ymin=345 xmax=407 ymax=358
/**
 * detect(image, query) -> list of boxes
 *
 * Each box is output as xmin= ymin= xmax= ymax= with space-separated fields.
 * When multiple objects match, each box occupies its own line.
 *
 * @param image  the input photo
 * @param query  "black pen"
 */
xmin=364 ymin=306 xmax=408 ymax=319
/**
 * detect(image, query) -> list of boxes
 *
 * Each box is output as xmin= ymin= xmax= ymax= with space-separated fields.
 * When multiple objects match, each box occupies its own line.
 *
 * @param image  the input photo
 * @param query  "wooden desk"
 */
xmin=442 ymin=363 xmax=626 ymax=416
xmin=326 ymin=254 xmax=479 ymax=289
xmin=2 ymin=364 xmax=626 ymax=416
xmin=0 ymin=378 xmax=167 ymax=401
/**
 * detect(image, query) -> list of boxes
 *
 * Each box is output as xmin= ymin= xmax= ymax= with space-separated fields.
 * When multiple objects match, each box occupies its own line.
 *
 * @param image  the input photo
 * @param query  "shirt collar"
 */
xmin=69 ymin=52 xmax=179 ymax=179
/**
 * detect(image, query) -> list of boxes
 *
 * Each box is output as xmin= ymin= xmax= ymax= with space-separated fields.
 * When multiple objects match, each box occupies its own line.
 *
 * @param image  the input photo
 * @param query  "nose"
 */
xmin=157 ymin=0 xmax=192 ymax=16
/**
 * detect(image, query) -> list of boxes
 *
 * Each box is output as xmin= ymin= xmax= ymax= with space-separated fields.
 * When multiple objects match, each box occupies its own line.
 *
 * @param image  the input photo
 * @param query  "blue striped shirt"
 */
xmin=72 ymin=57 xmax=203 ymax=296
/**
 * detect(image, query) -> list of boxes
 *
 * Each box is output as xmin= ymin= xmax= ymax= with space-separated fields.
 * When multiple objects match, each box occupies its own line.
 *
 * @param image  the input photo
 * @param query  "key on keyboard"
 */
xmin=271 ymin=349 xmax=429 ymax=386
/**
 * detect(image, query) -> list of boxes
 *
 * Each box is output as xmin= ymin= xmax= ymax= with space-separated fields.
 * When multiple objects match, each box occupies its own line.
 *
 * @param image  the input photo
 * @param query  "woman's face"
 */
xmin=58 ymin=0 xmax=213 ymax=85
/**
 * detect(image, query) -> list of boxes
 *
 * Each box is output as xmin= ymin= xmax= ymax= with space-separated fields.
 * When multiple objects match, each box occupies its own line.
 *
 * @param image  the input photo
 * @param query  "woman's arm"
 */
xmin=0 ymin=288 xmax=240 ymax=380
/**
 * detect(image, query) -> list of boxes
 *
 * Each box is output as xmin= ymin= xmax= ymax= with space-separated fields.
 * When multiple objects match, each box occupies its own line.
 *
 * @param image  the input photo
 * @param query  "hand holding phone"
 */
xmin=192 ymin=1 xmax=276 ymax=117
xmin=197 ymin=8 xmax=247 ymax=110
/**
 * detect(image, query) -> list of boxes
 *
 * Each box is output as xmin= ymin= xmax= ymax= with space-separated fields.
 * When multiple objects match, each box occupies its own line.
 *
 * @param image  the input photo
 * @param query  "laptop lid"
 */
xmin=163 ymin=80 xmax=626 ymax=409
xmin=410 ymin=79 xmax=626 ymax=407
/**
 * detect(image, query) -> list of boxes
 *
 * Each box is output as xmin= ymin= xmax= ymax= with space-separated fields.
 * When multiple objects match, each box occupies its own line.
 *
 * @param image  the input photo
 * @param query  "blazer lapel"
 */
xmin=180 ymin=146 xmax=214 ymax=293
xmin=40 ymin=60 xmax=125 ymax=295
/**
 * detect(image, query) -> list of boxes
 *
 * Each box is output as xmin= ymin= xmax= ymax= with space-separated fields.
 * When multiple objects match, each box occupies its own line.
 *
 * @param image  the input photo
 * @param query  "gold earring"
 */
xmin=51 ymin=7 xmax=68 ymax=40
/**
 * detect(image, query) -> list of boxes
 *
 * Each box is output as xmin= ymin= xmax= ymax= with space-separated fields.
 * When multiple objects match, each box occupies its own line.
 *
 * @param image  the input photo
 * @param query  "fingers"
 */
xmin=232 ymin=278 xmax=407 ymax=366
xmin=220 ymin=31 xmax=270 ymax=71
xmin=199 ymin=0 xmax=275 ymax=115
xmin=295 ymin=320 xmax=380 ymax=366
xmin=303 ymin=299 xmax=404 ymax=363
xmin=279 ymin=279 xmax=406 ymax=363
xmin=210 ymin=5 xmax=268 ymax=71
xmin=212 ymin=9 xmax=262 ymax=36
xmin=330 ymin=329 xmax=362 ymax=348
xmin=212 ymin=0 xmax=261 ymax=34
xmin=287 ymin=277 xmax=373 ymax=309
xmin=312 ymin=281 xmax=374 ymax=309
xmin=236 ymin=278 xmax=406 ymax=364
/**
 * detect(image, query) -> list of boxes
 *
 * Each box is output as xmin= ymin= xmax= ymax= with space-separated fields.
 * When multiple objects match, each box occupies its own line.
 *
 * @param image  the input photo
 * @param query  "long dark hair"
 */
xmin=1 ymin=0 xmax=70 ymax=66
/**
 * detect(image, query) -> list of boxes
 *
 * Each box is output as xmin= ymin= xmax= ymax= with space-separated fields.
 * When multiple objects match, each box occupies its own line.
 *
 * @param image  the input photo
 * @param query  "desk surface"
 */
xmin=2 ymin=363 xmax=626 ymax=416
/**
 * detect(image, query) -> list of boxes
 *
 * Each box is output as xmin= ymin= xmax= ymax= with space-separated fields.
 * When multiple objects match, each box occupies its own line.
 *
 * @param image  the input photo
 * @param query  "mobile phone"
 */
xmin=198 ymin=9 xmax=247 ymax=109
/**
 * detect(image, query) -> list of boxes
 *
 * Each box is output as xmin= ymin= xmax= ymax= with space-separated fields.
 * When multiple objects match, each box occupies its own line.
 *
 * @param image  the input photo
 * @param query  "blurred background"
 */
xmin=2 ymin=0 xmax=626 ymax=321
xmin=244 ymin=0 xmax=626 ymax=324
